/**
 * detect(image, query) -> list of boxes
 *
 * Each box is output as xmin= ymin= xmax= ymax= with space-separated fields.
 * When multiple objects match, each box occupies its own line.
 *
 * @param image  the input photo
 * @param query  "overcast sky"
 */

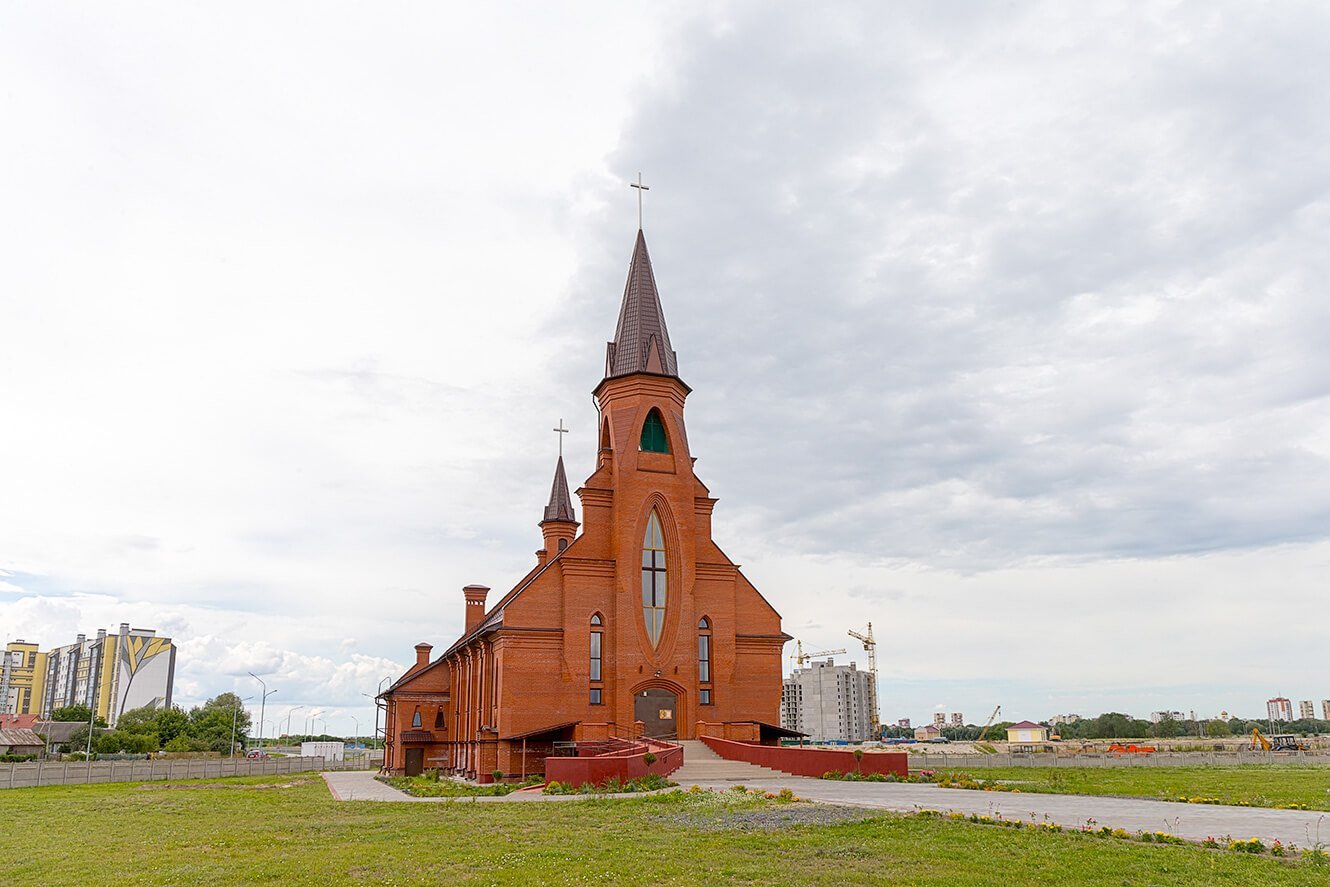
xmin=3 ymin=2 xmax=1328 ymax=736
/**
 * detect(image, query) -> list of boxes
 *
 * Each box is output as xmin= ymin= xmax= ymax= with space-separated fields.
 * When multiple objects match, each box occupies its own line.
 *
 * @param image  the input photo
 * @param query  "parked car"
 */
xmin=246 ymin=751 xmax=270 ymax=759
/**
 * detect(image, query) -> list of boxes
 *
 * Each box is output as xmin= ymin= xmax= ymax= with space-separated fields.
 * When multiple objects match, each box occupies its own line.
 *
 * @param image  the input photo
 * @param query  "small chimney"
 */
xmin=77 ymin=633 xmax=86 ymax=644
xmin=463 ymin=584 xmax=490 ymax=634
xmin=414 ymin=643 xmax=433 ymax=669
xmin=119 ymin=622 xmax=130 ymax=634
xmin=96 ymin=628 xmax=106 ymax=639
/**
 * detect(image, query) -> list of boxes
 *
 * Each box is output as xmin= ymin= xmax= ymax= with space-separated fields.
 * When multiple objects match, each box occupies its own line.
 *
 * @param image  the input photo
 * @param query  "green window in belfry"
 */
xmin=640 ymin=409 xmax=670 ymax=453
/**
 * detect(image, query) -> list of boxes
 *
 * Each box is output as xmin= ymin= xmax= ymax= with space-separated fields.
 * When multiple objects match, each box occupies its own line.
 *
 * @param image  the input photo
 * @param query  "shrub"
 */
xmin=491 ymin=769 xmax=503 ymax=782
xmin=1228 ymin=838 xmax=1265 ymax=854
xmin=777 ymin=787 xmax=796 ymax=803
xmin=642 ymin=752 xmax=657 ymax=766
xmin=543 ymin=781 xmax=565 ymax=795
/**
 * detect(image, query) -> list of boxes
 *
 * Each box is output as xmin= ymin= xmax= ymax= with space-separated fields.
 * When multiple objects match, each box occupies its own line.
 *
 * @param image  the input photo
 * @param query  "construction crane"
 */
xmin=847 ymin=623 xmax=880 ymax=737
xmin=789 ymin=640 xmax=846 ymax=669
xmin=977 ymin=705 xmax=1002 ymax=742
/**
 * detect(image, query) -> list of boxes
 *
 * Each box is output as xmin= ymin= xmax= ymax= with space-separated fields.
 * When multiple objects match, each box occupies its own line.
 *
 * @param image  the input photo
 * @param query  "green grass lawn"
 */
xmin=945 ymin=765 xmax=1330 ymax=810
xmin=2 ymin=773 xmax=1328 ymax=884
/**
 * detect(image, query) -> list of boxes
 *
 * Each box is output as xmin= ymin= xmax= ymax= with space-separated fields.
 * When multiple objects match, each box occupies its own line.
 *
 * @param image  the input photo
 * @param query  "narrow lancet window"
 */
xmin=590 ymin=616 xmax=603 ymax=682
xmin=698 ymin=616 xmax=712 ymax=698
xmin=642 ymin=511 xmax=667 ymax=645
xmin=640 ymin=409 xmax=670 ymax=453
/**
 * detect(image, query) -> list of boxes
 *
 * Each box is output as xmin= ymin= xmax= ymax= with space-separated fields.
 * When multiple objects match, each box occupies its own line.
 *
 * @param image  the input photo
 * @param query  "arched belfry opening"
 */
xmin=640 ymin=408 xmax=669 ymax=453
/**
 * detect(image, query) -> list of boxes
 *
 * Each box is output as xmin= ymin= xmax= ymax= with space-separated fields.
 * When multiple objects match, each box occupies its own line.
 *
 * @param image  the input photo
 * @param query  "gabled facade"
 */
xmin=380 ymin=229 xmax=789 ymax=779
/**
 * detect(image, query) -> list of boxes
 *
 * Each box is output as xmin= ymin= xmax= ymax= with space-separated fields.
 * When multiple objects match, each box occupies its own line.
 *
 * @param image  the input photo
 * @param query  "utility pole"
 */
xmin=230 ymin=695 xmax=253 ymax=759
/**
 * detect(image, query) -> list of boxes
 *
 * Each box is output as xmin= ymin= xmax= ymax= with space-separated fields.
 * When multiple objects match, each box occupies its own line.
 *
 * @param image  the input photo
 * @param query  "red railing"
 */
xmin=544 ymin=736 xmax=682 ymax=787
xmin=701 ymin=736 xmax=908 ymax=779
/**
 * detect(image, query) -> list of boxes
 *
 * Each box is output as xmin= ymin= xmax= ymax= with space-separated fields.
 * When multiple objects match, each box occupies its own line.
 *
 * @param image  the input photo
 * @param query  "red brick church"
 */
xmin=380 ymin=228 xmax=790 ymax=778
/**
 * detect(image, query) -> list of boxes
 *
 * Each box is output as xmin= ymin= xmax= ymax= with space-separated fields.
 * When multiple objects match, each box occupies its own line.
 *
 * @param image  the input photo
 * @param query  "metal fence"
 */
xmin=0 ymin=754 xmax=375 ymax=790
xmin=903 ymin=750 xmax=1330 ymax=769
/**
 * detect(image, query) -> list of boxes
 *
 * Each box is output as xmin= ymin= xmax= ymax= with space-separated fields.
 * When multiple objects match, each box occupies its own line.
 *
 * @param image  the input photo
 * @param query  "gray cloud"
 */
xmin=556 ymin=1 xmax=1330 ymax=570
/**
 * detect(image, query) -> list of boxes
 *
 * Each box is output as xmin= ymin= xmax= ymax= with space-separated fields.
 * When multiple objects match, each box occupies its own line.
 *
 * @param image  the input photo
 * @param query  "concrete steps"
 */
xmin=673 ymin=740 xmax=785 ymax=783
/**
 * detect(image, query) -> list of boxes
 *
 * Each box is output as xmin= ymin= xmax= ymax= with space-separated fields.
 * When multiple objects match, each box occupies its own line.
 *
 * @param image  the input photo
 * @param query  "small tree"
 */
xmin=51 ymin=705 xmax=106 ymax=727
xmin=1205 ymin=720 xmax=1229 ymax=739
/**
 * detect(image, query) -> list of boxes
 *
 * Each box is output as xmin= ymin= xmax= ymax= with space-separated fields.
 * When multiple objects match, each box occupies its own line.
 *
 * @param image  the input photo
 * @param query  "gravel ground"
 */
xmin=652 ymin=802 xmax=883 ymax=831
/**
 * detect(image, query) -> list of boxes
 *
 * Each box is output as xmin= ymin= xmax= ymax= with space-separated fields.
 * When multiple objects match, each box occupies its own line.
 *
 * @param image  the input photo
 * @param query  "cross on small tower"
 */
xmin=630 ymin=172 xmax=650 ymax=229
xmin=553 ymin=419 xmax=569 ymax=458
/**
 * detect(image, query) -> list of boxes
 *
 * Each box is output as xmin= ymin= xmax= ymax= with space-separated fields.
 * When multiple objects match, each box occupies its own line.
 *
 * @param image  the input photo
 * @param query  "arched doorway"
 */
xmin=634 ymin=687 xmax=679 ymax=738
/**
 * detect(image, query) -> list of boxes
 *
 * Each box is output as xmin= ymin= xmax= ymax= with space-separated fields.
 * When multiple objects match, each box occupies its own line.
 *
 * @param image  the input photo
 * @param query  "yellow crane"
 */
xmin=847 ymin=623 xmax=879 ymax=738
xmin=977 ymin=705 xmax=1002 ymax=742
xmin=789 ymin=640 xmax=847 ymax=669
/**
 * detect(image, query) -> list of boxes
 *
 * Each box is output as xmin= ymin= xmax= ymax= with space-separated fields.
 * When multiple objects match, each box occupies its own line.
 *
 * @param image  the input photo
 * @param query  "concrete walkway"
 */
xmin=324 ymin=765 xmax=1330 ymax=847
xmin=675 ymin=770 xmax=1330 ymax=847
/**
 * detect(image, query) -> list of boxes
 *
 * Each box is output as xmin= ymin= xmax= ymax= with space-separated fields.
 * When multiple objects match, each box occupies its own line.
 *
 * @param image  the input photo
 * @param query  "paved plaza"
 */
xmin=328 ymin=742 xmax=1330 ymax=848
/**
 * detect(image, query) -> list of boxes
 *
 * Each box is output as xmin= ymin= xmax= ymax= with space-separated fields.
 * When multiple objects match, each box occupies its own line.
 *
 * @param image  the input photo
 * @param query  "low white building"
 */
xmin=301 ymin=741 xmax=344 ymax=761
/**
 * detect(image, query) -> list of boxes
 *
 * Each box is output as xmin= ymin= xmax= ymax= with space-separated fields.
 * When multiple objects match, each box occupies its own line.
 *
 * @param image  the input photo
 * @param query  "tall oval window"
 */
xmin=641 ymin=511 xmax=667 ymax=646
xmin=640 ymin=409 xmax=670 ymax=453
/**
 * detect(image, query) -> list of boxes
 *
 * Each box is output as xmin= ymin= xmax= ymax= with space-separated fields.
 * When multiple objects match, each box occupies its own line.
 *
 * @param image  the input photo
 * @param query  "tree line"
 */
xmin=881 ymin=712 xmax=1330 ymax=741
xmin=49 ymin=692 xmax=254 ymax=755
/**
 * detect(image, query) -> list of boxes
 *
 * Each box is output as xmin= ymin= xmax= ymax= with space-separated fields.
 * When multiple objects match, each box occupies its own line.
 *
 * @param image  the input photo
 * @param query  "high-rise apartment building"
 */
xmin=781 ymin=660 xmax=874 ymax=741
xmin=1323 ymin=700 xmax=1330 ymax=721
xmin=5 ymin=624 xmax=175 ymax=726
xmin=1266 ymin=697 xmax=1293 ymax=722
xmin=933 ymin=711 xmax=946 ymax=728
xmin=1299 ymin=700 xmax=1315 ymax=720
xmin=950 ymin=712 xmax=964 ymax=727
xmin=1 ymin=641 xmax=47 ymax=717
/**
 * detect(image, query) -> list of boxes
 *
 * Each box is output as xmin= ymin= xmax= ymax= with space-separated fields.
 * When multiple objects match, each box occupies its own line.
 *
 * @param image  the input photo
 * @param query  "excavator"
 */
xmin=1249 ymin=727 xmax=1309 ymax=752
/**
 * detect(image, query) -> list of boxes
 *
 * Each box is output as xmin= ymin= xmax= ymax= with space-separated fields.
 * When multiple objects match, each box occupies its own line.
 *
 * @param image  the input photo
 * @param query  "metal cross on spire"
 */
xmin=553 ymin=418 xmax=569 ymax=458
xmin=630 ymin=172 xmax=650 ymax=229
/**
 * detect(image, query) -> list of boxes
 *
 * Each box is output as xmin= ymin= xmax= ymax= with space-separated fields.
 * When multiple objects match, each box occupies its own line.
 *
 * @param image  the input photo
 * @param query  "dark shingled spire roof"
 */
xmin=605 ymin=229 xmax=679 ymax=380
xmin=542 ymin=455 xmax=576 ymax=523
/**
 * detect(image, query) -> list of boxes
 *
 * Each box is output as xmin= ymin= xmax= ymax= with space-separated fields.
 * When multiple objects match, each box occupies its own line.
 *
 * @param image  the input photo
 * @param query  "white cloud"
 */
xmin=3 ymin=2 xmax=1327 ymax=730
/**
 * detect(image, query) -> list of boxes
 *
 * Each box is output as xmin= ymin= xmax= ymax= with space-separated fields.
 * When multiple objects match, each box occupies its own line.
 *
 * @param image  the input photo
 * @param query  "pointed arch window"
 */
xmin=411 ymin=707 xmax=422 ymax=729
xmin=698 ymin=616 xmax=713 ymax=703
xmin=642 ymin=511 xmax=667 ymax=646
xmin=640 ymin=409 xmax=670 ymax=453
xmin=590 ymin=613 xmax=603 ymax=683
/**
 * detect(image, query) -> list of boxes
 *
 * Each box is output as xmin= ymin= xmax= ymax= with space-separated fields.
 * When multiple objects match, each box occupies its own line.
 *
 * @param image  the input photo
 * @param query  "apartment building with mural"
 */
xmin=2 ymin=624 xmax=176 ymax=726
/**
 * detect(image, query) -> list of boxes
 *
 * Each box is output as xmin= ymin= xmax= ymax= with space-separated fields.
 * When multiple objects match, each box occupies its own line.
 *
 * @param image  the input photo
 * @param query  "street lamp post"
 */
xmin=249 ymin=672 xmax=277 ymax=751
xmin=351 ymin=716 xmax=360 ymax=748
xmin=231 ymin=695 xmax=254 ymax=759
xmin=285 ymin=705 xmax=304 ymax=739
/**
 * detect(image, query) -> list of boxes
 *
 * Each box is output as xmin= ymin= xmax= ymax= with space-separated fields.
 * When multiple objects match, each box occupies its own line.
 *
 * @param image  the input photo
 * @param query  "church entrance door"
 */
xmin=634 ymin=688 xmax=679 ymax=738
xmin=404 ymin=748 xmax=424 ymax=776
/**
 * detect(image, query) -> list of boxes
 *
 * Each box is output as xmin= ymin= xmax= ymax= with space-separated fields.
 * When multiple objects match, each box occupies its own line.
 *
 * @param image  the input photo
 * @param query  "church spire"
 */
xmin=542 ymin=455 xmax=576 ymax=523
xmin=604 ymin=230 xmax=680 ymax=381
